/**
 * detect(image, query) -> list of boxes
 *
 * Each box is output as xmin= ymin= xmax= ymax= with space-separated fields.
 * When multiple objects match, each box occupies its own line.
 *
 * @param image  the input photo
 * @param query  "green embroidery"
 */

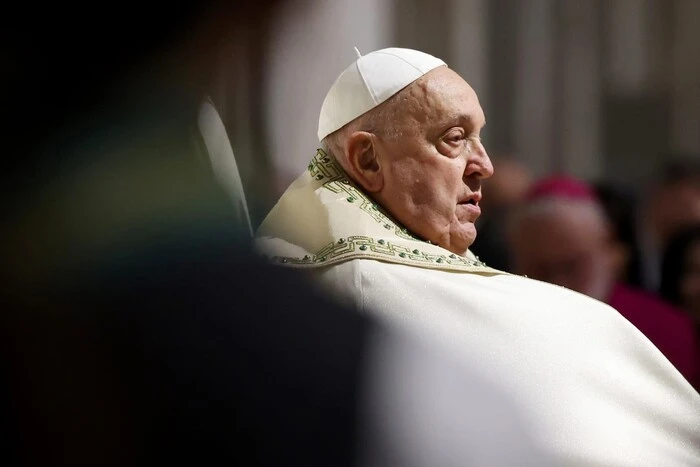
xmin=309 ymin=149 xmax=419 ymax=241
xmin=308 ymin=149 xmax=345 ymax=182
xmin=275 ymin=149 xmax=493 ymax=271
xmin=270 ymin=236 xmax=489 ymax=269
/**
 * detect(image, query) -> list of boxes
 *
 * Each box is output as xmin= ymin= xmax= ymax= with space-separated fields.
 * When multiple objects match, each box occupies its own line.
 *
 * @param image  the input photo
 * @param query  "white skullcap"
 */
xmin=317 ymin=47 xmax=446 ymax=141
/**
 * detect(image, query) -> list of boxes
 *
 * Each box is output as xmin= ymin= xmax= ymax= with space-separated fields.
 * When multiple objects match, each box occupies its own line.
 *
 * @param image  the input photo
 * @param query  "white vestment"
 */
xmin=256 ymin=150 xmax=700 ymax=466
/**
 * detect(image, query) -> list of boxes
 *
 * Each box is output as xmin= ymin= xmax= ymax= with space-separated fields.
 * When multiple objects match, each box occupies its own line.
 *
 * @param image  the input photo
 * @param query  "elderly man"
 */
xmin=256 ymin=48 xmax=700 ymax=464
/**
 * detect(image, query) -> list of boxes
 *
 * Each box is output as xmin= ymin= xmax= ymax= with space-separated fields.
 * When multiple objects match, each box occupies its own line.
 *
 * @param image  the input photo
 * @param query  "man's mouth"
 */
xmin=457 ymin=194 xmax=482 ymax=219
xmin=458 ymin=194 xmax=481 ymax=206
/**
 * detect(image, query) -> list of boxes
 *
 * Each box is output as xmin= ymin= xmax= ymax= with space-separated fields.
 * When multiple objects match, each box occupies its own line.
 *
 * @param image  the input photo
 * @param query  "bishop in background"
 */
xmin=256 ymin=47 xmax=700 ymax=465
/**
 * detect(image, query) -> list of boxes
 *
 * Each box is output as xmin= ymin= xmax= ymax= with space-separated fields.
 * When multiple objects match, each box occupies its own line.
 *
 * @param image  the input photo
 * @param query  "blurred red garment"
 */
xmin=609 ymin=283 xmax=699 ymax=386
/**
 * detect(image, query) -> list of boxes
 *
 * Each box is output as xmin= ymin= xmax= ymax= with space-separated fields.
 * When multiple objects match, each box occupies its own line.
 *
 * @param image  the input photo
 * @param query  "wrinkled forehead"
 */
xmin=403 ymin=67 xmax=485 ymax=126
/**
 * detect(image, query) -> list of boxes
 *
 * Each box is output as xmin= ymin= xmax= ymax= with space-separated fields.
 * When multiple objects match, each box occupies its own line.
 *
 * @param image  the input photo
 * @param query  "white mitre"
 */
xmin=317 ymin=47 xmax=445 ymax=141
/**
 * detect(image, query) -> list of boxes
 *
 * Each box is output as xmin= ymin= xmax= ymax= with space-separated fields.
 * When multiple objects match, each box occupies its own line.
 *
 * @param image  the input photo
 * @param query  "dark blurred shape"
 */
xmin=471 ymin=157 xmax=532 ymax=271
xmin=4 ymin=249 xmax=369 ymax=466
xmin=661 ymin=224 xmax=700 ymax=327
xmin=4 ymin=0 xmax=277 ymax=192
xmin=2 ymin=1 xmax=373 ymax=466
xmin=632 ymin=154 xmax=700 ymax=292
xmin=661 ymin=156 xmax=700 ymax=186
xmin=592 ymin=182 xmax=641 ymax=284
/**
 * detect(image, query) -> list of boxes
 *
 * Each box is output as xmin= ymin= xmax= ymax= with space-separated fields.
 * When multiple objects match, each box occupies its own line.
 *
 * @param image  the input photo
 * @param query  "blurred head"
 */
xmin=648 ymin=157 xmax=700 ymax=247
xmin=508 ymin=177 xmax=616 ymax=302
xmin=323 ymin=67 xmax=493 ymax=255
xmin=661 ymin=225 xmax=700 ymax=324
xmin=592 ymin=183 xmax=639 ymax=282
xmin=482 ymin=158 xmax=532 ymax=211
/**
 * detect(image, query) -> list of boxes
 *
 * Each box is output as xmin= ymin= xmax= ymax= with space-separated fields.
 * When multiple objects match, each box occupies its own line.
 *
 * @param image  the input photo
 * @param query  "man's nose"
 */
xmin=466 ymin=139 xmax=494 ymax=179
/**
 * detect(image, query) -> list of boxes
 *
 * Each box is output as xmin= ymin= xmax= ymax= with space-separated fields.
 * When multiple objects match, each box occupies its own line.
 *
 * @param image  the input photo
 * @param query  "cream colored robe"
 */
xmin=256 ymin=150 xmax=700 ymax=465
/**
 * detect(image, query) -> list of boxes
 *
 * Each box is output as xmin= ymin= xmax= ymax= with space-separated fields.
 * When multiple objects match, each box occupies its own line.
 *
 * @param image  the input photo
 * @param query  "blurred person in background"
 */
xmin=631 ymin=157 xmax=700 ymax=292
xmin=508 ymin=175 xmax=699 ymax=385
xmin=3 ymin=1 xmax=371 ymax=465
xmin=593 ymin=182 xmax=642 ymax=284
xmin=662 ymin=225 xmax=700 ymax=332
xmin=470 ymin=156 xmax=532 ymax=271
xmin=257 ymin=47 xmax=700 ymax=464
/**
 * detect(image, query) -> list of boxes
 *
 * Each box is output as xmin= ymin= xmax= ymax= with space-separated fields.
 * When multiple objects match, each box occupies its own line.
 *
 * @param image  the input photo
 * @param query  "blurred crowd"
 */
xmin=472 ymin=155 xmax=700 ymax=385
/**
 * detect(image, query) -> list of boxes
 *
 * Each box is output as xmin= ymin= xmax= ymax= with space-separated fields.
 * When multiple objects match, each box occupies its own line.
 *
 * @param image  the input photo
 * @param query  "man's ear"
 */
xmin=344 ymin=131 xmax=384 ymax=193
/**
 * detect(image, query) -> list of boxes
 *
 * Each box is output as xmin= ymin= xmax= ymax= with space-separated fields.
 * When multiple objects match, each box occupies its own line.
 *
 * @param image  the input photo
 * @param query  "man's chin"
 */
xmin=445 ymin=229 xmax=476 ymax=257
xmin=460 ymin=225 xmax=478 ymax=247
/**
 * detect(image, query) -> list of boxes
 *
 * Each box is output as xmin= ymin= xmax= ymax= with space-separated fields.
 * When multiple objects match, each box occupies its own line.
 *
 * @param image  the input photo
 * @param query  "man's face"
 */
xmin=372 ymin=67 xmax=493 ymax=255
xmin=510 ymin=205 xmax=615 ymax=301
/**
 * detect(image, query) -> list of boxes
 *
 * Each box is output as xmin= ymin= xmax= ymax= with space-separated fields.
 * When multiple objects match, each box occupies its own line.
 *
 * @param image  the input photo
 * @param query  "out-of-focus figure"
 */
xmin=471 ymin=156 xmax=532 ymax=271
xmin=632 ymin=157 xmax=700 ymax=292
xmin=4 ymin=1 xmax=378 ymax=465
xmin=662 ymin=224 xmax=700 ymax=330
xmin=593 ymin=182 xmax=641 ymax=284
xmin=508 ymin=175 xmax=699 ymax=384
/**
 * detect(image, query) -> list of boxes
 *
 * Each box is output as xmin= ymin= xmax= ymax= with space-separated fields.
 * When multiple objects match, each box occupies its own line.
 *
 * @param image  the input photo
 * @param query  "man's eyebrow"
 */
xmin=453 ymin=114 xmax=486 ymax=128
xmin=434 ymin=114 xmax=485 ymax=133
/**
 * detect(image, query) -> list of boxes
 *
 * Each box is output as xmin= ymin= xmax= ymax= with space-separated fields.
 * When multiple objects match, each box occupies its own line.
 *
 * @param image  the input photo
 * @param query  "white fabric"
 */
xmin=360 ymin=323 xmax=555 ymax=467
xmin=317 ymin=47 xmax=445 ymax=141
xmin=321 ymin=259 xmax=700 ymax=466
xmin=256 ymin=152 xmax=700 ymax=465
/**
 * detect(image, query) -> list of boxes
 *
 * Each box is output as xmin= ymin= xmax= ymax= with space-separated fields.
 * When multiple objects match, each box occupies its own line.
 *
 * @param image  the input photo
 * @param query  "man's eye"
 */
xmin=445 ymin=132 xmax=464 ymax=143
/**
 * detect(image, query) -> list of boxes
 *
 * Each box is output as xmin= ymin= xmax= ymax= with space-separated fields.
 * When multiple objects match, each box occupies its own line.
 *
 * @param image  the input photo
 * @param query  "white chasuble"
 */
xmin=256 ymin=150 xmax=700 ymax=465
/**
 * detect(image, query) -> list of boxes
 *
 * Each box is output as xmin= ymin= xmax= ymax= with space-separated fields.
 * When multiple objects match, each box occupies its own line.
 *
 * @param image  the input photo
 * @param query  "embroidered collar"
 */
xmin=255 ymin=149 xmax=501 ymax=274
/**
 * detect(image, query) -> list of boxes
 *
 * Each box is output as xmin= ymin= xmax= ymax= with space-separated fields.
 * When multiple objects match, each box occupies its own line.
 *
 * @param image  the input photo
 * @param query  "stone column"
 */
xmin=448 ymin=0 xmax=490 ymax=115
xmin=514 ymin=0 xmax=556 ymax=177
xmin=557 ymin=0 xmax=603 ymax=180
xmin=670 ymin=0 xmax=700 ymax=155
